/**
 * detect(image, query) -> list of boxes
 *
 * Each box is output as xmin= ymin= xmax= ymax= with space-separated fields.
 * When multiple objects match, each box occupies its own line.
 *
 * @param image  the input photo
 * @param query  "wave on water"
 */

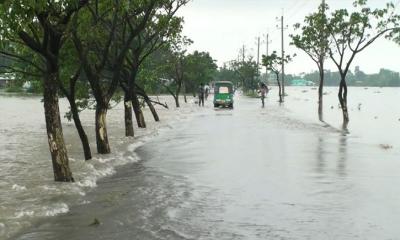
xmin=14 ymin=203 xmax=69 ymax=219
xmin=0 ymin=96 xmax=199 ymax=239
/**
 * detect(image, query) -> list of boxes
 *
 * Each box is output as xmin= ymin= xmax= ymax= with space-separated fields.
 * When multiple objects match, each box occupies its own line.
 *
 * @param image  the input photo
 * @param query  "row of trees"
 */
xmin=299 ymin=67 xmax=400 ymax=87
xmin=290 ymin=0 xmax=400 ymax=124
xmin=0 ymin=0 xmax=217 ymax=182
xmin=219 ymin=0 xmax=400 ymax=126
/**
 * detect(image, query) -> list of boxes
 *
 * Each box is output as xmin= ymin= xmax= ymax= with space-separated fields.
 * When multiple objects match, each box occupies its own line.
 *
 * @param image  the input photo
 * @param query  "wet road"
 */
xmin=14 ymin=94 xmax=400 ymax=240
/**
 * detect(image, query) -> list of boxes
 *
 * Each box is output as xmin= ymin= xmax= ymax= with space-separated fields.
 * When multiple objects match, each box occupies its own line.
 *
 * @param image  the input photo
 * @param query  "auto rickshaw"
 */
xmin=213 ymin=81 xmax=234 ymax=108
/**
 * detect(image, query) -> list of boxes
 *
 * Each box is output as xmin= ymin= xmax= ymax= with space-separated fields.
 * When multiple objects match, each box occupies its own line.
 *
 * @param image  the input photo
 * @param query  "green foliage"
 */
xmin=230 ymin=57 xmax=259 ymax=91
xmin=327 ymin=0 xmax=400 ymax=77
xmin=293 ymin=67 xmax=400 ymax=87
xmin=5 ymin=84 xmax=23 ymax=93
xmin=291 ymin=2 xmax=329 ymax=70
xmin=214 ymin=64 xmax=239 ymax=86
xmin=184 ymin=51 xmax=217 ymax=93
xmin=262 ymin=51 xmax=293 ymax=76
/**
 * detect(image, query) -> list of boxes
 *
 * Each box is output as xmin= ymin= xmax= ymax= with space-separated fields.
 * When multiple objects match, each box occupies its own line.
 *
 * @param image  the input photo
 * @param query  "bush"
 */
xmin=5 ymin=85 xmax=23 ymax=93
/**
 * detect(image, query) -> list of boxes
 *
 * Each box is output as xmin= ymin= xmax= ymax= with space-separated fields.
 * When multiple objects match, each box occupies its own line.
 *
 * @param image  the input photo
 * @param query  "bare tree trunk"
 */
xmin=132 ymin=91 xmax=146 ymax=128
xmin=68 ymin=97 xmax=92 ymax=160
xmin=44 ymin=72 xmax=74 ymax=182
xmin=183 ymin=81 xmax=187 ymax=103
xmin=174 ymin=95 xmax=180 ymax=108
xmin=95 ymin=105 xmax=111 ymax=154
xmin=275 ymin=72 xmax=283 ymax=103
xmin=145 ymin=97 xmax=160 ymax=122
xmin=338 ymin=76 xmax=349 ymax=123
xmin=318 ymin=65 xmax=324 ymax=122
xmin=124 ymin=92 xmax=134 ymax=137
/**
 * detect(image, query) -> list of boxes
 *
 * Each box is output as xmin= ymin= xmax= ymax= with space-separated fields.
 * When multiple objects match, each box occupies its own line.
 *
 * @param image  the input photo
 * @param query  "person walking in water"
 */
xmin=198 ymin=83 xmax=205 ymax=107
xmin=204 ymin=84 xmax=210 ymax=100
xmin=258 ymin=83 xmax=269 ymax=108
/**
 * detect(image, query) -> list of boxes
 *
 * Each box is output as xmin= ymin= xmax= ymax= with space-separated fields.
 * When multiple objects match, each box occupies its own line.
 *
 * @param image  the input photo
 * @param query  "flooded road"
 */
xmin=11 ymin=88 xmax=400 ymax=240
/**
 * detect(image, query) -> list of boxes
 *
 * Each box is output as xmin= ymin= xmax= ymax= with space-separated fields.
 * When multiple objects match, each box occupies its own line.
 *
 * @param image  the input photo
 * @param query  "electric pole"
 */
xmin=265 ymin=33 xmax=272 ymax=81
xmin=281 ymin=14 xmax=285 ymax=97
xmin=256 ymin=36 xmax=260 ymax=79
xmin=242 ymin=44 xmax=245 ymax=63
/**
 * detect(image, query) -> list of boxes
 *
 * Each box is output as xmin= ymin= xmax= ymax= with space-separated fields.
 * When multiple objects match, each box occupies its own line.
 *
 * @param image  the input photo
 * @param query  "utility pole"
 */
xmin=256 ymin=36 xmax=260 ymax=79
xmin=281 ymin=13 xmax=285 ymax=97
xmin=265 ymin=33 xmax=272 ymax=81
xmin=242 ymin=44 xmax=245 ymax=63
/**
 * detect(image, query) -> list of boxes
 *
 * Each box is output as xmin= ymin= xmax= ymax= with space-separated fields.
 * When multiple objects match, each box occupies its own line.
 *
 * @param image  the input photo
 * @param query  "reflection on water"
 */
xmin=316 ymin=136 xmax=326 ymax=174
xmin=337 ymin=135 xmax=347 ymax=177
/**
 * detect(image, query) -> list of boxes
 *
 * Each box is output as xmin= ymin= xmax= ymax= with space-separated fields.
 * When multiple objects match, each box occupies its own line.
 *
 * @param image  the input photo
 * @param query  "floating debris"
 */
xmin=379 ymin=144 xmax=393 ymax=150
xmin=89 ymin=218 xmax=100 ymax=227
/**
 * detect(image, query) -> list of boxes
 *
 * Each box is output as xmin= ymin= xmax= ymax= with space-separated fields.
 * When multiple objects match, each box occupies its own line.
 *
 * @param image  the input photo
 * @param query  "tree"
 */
xmin=0 ymin=0 xmax=88 ymax=182
xmin=157 ymin=37 xmax=192 ymax=108
xmin=262 ymin=51 xmax=292 ymax=103
xmin=120 ymin=1 xmax=187 ymax=134
xmin=327 ymin=0 xmax=399 ymax=124
xmin=291 ymin=2 xmax=330 ymax=121
xmin=59 ymin=47 xmax=92 ymax=160
xmin=230 ymin=57 xmax=259 ymax=93
xmin=72 ymin=0 xmax=156 ymax=154
xmin=184 ymin=51 xmax=217 ymax=95
xmin=214 ymin=64 xmax=239 ymax=87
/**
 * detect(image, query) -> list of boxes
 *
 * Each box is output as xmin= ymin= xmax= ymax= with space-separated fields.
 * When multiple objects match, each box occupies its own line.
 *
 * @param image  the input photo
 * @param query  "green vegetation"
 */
xmin=0 ymin=0 xmax=216 ymax=182
xmin=296 ymin=68 xmax=400 ymax=87
xmin=1 ymin=0 xmax=400 ymax=181
xmin=262 ymin=51 xmax=293 ymax=103
xmin=290 ymin=0 xmax=400 ymax=124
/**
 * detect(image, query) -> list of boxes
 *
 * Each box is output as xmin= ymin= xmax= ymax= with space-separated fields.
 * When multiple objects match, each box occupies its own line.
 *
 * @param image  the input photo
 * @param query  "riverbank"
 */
xmin=9 ymin=87 xmax=400 ymax=240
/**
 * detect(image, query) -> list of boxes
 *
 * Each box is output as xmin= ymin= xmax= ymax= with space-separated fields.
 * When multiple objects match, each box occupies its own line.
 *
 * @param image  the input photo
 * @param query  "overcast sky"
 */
xmin=179 ymin=0 xmax=400 ymax=74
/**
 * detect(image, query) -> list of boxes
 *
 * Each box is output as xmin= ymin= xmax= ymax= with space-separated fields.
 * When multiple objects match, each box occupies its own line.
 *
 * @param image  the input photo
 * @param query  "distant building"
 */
xmin=0 ymin=77 xmax=11 ymax=88
xmin=0 ymin=74 xmax=16 ymax=88
xmin=291 ymin=79 xmax=315 ymax=86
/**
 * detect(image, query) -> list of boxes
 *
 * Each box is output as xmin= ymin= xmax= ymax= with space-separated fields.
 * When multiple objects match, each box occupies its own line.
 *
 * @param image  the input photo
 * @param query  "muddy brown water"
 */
xmin=1 ymin=87 xmax=400 ymax=240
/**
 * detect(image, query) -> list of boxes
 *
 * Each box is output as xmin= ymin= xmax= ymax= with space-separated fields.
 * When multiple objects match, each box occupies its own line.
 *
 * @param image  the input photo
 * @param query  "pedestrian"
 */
xmin=258 ymin=83 xmax=269 ymax=108
xmin=204 ymin=84 xmax=210 ymax=100
xmin=198 ymin=83 xmax=205 ymax=107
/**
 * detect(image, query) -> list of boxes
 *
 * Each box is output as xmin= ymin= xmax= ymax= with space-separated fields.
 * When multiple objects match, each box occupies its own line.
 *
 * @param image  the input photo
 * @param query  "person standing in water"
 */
xmin=204 ymin=84 xmax=210 ymax=100
xmin=198 ymin=83 xmax=205 ymax=107
xmin=258 ymin=83 xmax=269 ymax=108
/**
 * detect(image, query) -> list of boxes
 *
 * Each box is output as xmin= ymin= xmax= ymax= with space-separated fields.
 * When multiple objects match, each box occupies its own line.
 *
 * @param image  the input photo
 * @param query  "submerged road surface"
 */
xmin=15 ymin=95 xmax=400 ymax=240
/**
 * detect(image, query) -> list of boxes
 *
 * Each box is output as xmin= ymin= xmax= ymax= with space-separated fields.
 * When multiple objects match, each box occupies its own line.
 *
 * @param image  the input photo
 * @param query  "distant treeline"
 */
xmin=287 ymin=68 xmax=400 ymax=87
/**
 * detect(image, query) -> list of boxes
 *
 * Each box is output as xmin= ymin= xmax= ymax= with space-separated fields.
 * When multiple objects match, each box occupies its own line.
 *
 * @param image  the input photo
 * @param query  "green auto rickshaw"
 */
xmin=213 ymin=81 xmax=234 ymax=108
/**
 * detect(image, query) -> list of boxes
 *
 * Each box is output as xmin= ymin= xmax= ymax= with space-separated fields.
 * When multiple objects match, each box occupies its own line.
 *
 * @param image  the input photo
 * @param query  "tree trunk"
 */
xmin=95 ymin=105 xmax=111 ymax=154
xmin=276 ymin=72 xmax=283 ymax=103
xmin=68 ymin=97 xmax=92 ymax=160
xmin=124 ymin=93 xmax=134 ymax=137
xmin=174 ymin=95 xmax=180 ymax=108
xmin=43 ymin=72 xmax=74 ymax=182
xmin=144 ymin=97 xmax=160 ymax=122
xmin=338 ymin=76 xmax=349 ymax=123
xmin=318 ymin=65 xmax=324 ymax=122
xmin=131 ymin=91 xmax=146 ymax=128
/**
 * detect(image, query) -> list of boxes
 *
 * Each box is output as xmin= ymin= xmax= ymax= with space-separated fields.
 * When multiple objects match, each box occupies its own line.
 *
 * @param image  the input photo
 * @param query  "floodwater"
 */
xmin=1 ymin=87 xmax=400 ymax=240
